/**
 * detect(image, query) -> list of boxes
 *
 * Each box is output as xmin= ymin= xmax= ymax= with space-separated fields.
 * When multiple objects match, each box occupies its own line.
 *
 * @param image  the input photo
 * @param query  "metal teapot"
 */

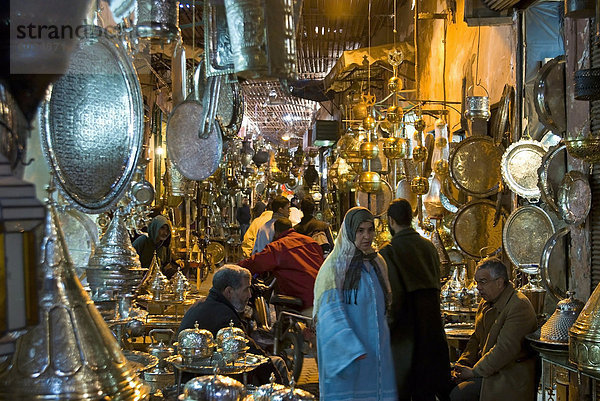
xmin=145 ymin=329 xmax=175 ymax=392
xmin=540 ymin=291 xmax=584 ymax=343
xmin=176 ymin=322 xmax=216 ymax=365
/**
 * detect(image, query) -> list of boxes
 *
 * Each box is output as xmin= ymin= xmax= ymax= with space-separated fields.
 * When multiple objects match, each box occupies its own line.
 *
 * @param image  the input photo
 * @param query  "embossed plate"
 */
xmin=449 ymin=136 xmax=504 ymax=198
xmin=537 ymin=144 xmax=567 ymax=213
xmin=452 ymin=199 xmax=505 ymax=259
xmin=41 ymin=26 xmax=143 ymax=213
xmin=356 ymin=180 xmax=393 ymax=217
xmin=503 ymin=205 xmax=555 ymax=269
xmin=501 ymin=139 xmax=548 ymax=202
xmin=557 ymin=170 xmax=591 ymax=225
xmin=216 ymin=78 xmax=244 ymax=139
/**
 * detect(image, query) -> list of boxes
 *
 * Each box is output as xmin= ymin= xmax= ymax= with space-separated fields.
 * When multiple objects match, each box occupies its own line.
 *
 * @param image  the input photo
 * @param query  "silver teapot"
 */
xmin=181 ymin=373 xmax=246 ymax=401
xmin=176 ymin=322 xmax=216 ymax=364
xmin=540 ymin=291 xmax=584 ymax=343
xmin=171 ymin=268 xmax=189 ymax=301
xmin=144 ymin=329 xmax=175 ymax=392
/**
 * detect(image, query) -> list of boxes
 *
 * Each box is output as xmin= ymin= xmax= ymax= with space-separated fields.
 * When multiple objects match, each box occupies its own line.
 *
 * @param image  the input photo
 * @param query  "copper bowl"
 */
xmin=564 ymin=136 xmax=600 ymax=164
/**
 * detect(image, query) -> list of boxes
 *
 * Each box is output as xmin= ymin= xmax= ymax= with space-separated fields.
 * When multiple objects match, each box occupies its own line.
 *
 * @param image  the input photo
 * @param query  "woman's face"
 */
xmin=354 ymin=221 xmax=375 ymax=253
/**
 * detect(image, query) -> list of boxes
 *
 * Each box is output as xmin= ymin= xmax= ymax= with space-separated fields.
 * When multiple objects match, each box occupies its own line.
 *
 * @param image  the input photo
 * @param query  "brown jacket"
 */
xmin=458 ymin=283 xmax=537 ymax=401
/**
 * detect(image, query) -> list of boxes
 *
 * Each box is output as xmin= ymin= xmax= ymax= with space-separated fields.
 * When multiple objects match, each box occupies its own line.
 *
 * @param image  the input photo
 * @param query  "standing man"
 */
xmin=132 ymin=215 xmax=180 ymax=278
xmin=379 ymin=198 xmax=452 ymax=401
xmin=239 ymin=218 xmax=323 ymax=316
xmin=236 ymin=197 xmax=251 ymax=240
xmin=252 ymin=195 xmax=290 ymax=255
xmin=294 ymin=196 xmax=334 ymax=255
xmin=451 ymin=258 xmax=537 ymax=401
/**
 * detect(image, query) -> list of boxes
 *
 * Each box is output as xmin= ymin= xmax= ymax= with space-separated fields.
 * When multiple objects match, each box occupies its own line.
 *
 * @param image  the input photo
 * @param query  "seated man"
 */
xmin=178 ymin=264 xmax=289 ymax=384
xmin=451 ymin=258 xmax=537 ymax=401
xmin=132 ymin=215 xmax=179 ymax=278
xmin=239 ymin=218 xmax=324 ymax=316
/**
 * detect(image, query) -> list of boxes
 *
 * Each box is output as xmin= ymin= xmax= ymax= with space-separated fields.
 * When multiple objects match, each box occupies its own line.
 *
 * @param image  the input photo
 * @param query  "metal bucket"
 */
xmin=464 ymin=85 xmax=491 ymax=121
xmin=135 ymin=0 xmax=180 ymax=43
xmin=224 ymin=0 xmax=269 ymax=79
xmin=266 ymin=0 xmax=298 ymax=80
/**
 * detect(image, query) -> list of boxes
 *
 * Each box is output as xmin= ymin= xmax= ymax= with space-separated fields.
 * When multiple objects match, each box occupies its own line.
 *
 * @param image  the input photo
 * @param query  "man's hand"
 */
xmin=453 ymin=364 xmax=474 ymax=382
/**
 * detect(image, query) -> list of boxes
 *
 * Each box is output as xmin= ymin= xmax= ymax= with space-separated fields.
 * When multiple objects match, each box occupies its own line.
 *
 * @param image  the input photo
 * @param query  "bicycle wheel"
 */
xmin=278 ymin=328 xmax=304 ymax=382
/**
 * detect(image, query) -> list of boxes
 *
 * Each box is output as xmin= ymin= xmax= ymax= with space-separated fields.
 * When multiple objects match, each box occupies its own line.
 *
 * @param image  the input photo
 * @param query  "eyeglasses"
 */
xmin=475 ymin=277 xmax=500 ymax=286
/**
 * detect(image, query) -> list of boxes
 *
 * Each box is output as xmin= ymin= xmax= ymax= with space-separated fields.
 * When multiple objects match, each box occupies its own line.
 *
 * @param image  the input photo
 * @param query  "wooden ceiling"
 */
xmin=177 ymin=0 xmax=395 ymax=145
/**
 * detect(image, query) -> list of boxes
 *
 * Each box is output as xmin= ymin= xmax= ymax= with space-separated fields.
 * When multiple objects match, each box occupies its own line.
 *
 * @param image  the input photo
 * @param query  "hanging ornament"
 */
xmin=359 ymin=141 xmax=379 ymax=160
xmin=433 ymin=159 xmax=449 ymax=177
xmin=412 ymin=145 xmax=428 ymax=162
xmin=410 ymin=176 xmax=429 ymax=195
xmin=414 ymin=118 xmax=426 ymax=132
xmin=358 ymin=170 xmax=382 ymax=193
xmin=388 ymin=76 xmax=402 ymax=93
xmin=386 ymin=105 xmax=402 ymax=124
xmin=363 ymin=115 xmax=376 ymax=130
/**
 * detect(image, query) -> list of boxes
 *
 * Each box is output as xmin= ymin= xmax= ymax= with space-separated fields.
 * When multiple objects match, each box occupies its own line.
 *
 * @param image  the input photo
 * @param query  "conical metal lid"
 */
xmin=137 ymin=252 xmax=166 ymax=297
xmin=570 ymin=283 xmax=600 ymax=373
xmin=0 ymin=195 xmax=150 ymax=400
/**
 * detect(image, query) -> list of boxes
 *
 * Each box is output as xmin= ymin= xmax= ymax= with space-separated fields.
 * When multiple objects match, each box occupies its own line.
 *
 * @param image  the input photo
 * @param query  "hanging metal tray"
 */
xmin=449 ymin=136 xmax=504 ymax=198
xmin=534 ymin=55 xmax=566 ymax=135
xmin=557 ymin=170 xmax=591 ymax=226
xmin=356 ymin=180 xmax=393 ymax=217
xmin=41 ymin=25 xmax=143 ymax=213
xmin=503 ymin=205 xmax=555 ymax=269
xmin=537 ymin=144 xmax=567 ymax=213
xmin=452 ymin=199 xmax=506 ymax=259
xmin=500 ymin=139 xmax=548 ymax=202
xmin=216 ymin=78 xmax=244 ymax=139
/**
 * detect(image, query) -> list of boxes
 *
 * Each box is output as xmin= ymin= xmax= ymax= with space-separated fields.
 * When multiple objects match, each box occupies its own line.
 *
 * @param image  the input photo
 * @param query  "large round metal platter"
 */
xmin=166 ymin=100 xmax=223 ymax=181
xmin=41 ymin=26 xmax=143 ymax=213
xmin=500 ymin=139 xmax=547 ymax=202
xmin=503 ymin=205 xmax=555 ymax=271
xmin=123 ymin=350 xmax=159 ymax=373
xmin=356 ymin=180 xmax=393 ymax=217
xmin=534 ymin=55 xmax=566 ymax=135
xmin=452 ymin=199 xmax=505 ymax=259
xmin=449 ymin=136 xmax=504 ymax=198
xmin=540 ymin=227 xmax=570 ymax=301
xmin=537 ymin=144 xmax=567 ymax=213
xmin=557 ymin=170 xmax=591 ymax=225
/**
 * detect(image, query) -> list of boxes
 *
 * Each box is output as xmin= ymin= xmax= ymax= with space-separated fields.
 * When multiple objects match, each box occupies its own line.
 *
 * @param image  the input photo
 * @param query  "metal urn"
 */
xmin=570 ymin=282 xmax=600 ymax=373
xmin=540 ymin=292 xmax=584 ymax=343
xmin=0 ymin=192 xmax=149 ymax=400
xmin=86 ymin=208 xmax=147 ymax=301
xmin=216 ymin=320 xmax=246 ymax=346
xmin=176 ymin=322 xmax=216 ymax=365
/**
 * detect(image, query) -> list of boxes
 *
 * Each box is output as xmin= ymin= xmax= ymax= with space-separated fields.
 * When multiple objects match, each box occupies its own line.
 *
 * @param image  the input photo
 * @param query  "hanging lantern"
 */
xmin=414 ymin=118 xmax=426 ymax=132
xmin=358 ymin=171 xmax=382 ymax=193
xmin=412 ymin=145 xmax=428 ymax=162
xmin=388 ymin=76 xmax=402 ymax=93
xmin=362 ymin=115 xmax=376 ymax=131
xmin=382 ymin=137 xmax=405 ymax=160
xmin=410 ymin=176 xmax=430 ymax=195
xmin=434 ymin=159 xmax=449 ymax=177
xmin=386 ymin=105 xmax=402 ymax=124
xmin=353 ymin=102 xmax=368 ymax=120
xmin=359 ymin=141 xmax=379 ymax=160
xmin=0 ymin=155 xmax=45 ymax=355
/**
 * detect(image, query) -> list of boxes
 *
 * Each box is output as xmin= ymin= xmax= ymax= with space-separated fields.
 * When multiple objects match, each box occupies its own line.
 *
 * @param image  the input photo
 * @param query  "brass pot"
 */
xmin=359 ymin=141 xmax=379 ymax=160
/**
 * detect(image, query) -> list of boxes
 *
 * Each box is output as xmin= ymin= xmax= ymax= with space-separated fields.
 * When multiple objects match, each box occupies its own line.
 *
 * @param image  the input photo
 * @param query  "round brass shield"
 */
xmin=503 ymin=205 xmax=555 ymax=270
xmin=449 ymin=136 xmax=504 ymax=198
xmin=452 ymin=199 xmax=505 ymax=259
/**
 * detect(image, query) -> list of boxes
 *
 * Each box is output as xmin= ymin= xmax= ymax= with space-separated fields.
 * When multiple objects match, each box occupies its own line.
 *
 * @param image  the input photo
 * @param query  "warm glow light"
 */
xmin=281 ymin=134 xmax=291 ymax=141
xmin=155 ymin=146 xmax=165 ymax=156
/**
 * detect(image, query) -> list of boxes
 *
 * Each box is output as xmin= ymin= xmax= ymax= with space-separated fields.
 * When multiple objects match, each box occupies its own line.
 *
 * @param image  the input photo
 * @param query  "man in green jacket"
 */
xmin=380 ymin=198 xmax=452 ymax=401
xmin=451 ymin=258 xmax=537 ymax=401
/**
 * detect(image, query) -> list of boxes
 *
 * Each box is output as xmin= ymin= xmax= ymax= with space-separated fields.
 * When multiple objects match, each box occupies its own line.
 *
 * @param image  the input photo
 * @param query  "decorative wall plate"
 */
xmin=449 ymin=136 xmax=504 ymax=198
xmin=216 ymin=78 xmax=244 ymax=139
xmin=534 ymin=55 xmax=566 ymax=135
xmin=557 ymin=170 xmax=591 ymax=225
xmin=452 ymin=199 xmax=505 ymax=259
xmin=41 ymin=26 xmax=143 ymax=213
xmin=501 ymin=139 xmax=548 ymax=202
xmin=540 ymin=227 xmax=570 ymax=301
xmin=537 ymin=144 xmax=567 ymax=213
xmin=503 ymin=205 xmax=555 ymax=269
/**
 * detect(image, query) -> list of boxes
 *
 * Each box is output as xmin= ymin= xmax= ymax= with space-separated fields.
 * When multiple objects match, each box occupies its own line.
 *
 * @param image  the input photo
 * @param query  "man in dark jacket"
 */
xmin=178 ymin=264 xmax=289 ymax=384
xmin=379 ymin=198 xmax=452 ymax=401
xmin=132 ymin=215 xmax=179 ymax=278
xmin=239 ymin=218 xmax=323 ymax=315
xmin=236 ymin=197 xmax=251 ymax=240
xmin=293 ymin=196 xmax=334 ymax=254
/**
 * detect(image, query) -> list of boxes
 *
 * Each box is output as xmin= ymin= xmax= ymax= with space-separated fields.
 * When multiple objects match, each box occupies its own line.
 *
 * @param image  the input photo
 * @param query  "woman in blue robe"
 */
xmin=313 ymin=207 xmax=397 ymax=400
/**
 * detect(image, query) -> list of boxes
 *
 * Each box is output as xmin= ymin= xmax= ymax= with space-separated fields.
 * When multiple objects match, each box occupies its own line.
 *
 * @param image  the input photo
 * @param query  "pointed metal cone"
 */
xmin=137 ymin=252 xmax=166 ymax=297
xmin=0 ymin=198 xmax=150 ymax=400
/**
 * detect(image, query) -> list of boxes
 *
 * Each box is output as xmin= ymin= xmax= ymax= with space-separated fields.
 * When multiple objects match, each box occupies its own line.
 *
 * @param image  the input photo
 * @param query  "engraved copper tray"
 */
xmin=501 ymin=139 xmax=548 ymax=202
xmin=557 ymin=170 xmax=591 ymax=225
xmin=452 ymin=199 xmax=505 ymax=259
xmin=41 ymin=26 xmax=143 ymax=213
xmin=356 ymin=180 xmax=393 ymax=217
xmin=449 ymin=136 xmax=504 ymax=198
xmin=503 ymin=205 xmax=555 ymax=269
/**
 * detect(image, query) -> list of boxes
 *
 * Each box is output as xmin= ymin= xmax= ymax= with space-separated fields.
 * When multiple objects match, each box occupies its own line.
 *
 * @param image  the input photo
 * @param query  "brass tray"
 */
xmin=41 ymin=26 xmax=143 ymax=213
xmin=537 ymin=144 xmax=567 ymax=213
xmin=356 ymin=180 xmax=393 ymax=217
xmin=449 ymin=136 xmax=504 ymax=198
xmin=557 ymin=170 xmax=591 ymax=226
xmin=452 ymin=199 xmax=505 ymax=259
xmin=500 ymin=139 xmax=547 ymax=202
xmin=166 ymin=353 xmax=268 ymax=375
xmin=123 ymin=350 xmax=159 ymax=374
xmin=503 ymin=205 xmax=555 ymax=269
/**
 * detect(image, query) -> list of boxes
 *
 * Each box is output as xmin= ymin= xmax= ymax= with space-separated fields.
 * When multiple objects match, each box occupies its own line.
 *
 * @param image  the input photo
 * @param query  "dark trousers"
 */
xmin=449 ymin=377 xmax=483 ymax=401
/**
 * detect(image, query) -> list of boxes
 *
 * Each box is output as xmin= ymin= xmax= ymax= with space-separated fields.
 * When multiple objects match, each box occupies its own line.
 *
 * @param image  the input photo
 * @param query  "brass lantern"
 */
xmin=388 ymin=76 xmax=402 ymax=93
xmin=414 ymin=118 xmax=426 ymax=132
xmin=362 ymin=115 xmax=376 ymax=131
xmin=359 ymin=141 xmax=379 ymax=160
xmin=410 ymin=176 xmax=429 ymax=195
xmin=382 ymin=137 xmax=406 ymax=160
xmin=353 ymin=102 xmax=368 ymax=120
xmin=387 ymin=105 xmax=402 ymax=124
xmin=412 ymin=145 xmax=428 ymax=162
xmin=434 ymin=159 xmax=449 ymax=177
xmin=358 ymin=171 xmax=382 ymax=193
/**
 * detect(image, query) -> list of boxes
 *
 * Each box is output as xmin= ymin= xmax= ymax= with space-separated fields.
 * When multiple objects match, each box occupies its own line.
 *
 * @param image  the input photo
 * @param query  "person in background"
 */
xmin=251 ymin=195 xmax=266 ymax=220
xmin=288 ymin=195 xmax=303 ymax=225
xmin=236 ymin=197 xmax=251 ymax=240
xmin=132 ymin=215 xmax=180 ymax=278
xmin=379 ymin=198 xmax=452 ymax=401
xmin=241 ymin=208 xmax=273 ymax=258
xmin=252 ymin=195 xmax=290 ymax=255
xmin=451 ymin=258 xmax=537 ymax=401
xmin=239 ymin=218 xmax=323 ymax=316
xmin=313 ymin=207 xmax=397 ymax=400
xmin=178 ymin=264 xmax=289 ymax=385
xmin=294 ymin=195 xmax=334 ymax=255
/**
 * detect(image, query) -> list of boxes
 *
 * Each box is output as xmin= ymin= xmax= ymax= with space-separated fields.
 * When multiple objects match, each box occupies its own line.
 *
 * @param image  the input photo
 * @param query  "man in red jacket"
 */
xmin=239 ymin=217 xmax=324 ymax=316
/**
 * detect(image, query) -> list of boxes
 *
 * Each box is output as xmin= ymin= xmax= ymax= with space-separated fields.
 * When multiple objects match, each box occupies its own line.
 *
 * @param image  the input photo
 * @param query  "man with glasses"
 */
xmin=451 ymin=258 xmax=537 ymax=401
